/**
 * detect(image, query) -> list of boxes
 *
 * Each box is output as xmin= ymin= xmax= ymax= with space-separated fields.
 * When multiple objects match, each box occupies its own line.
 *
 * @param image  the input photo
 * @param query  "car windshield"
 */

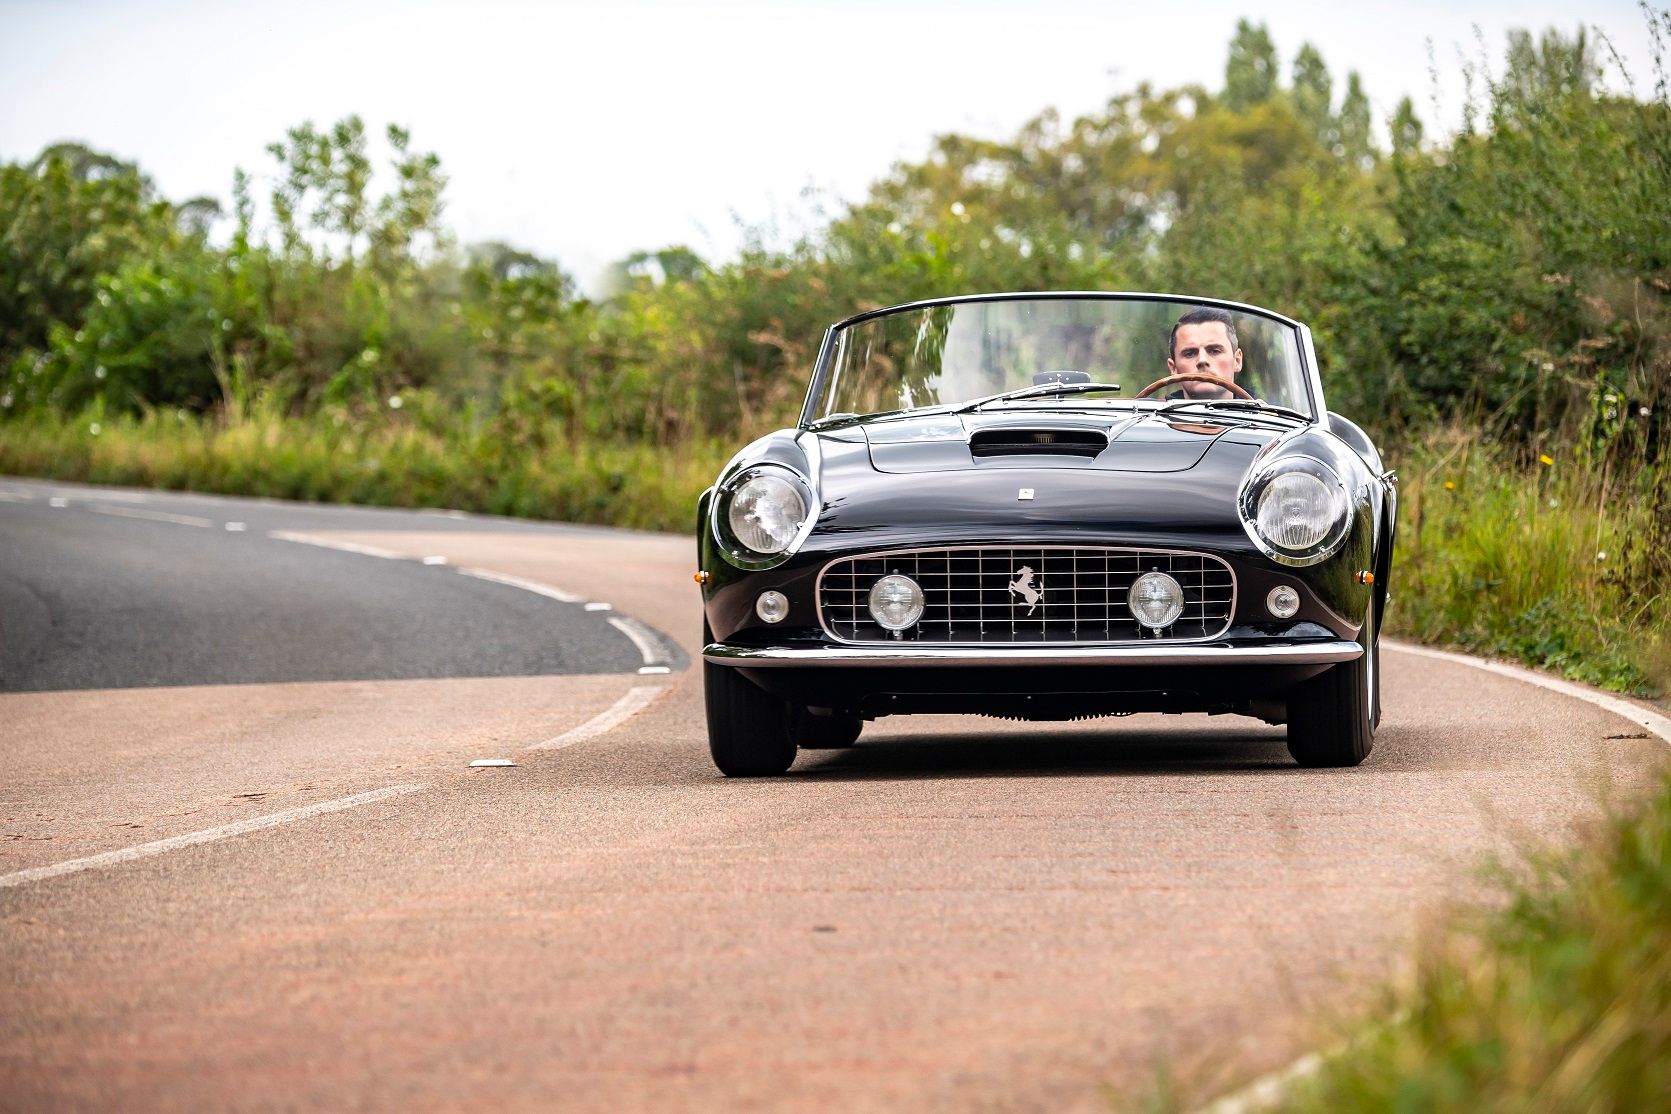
xmin=807 ymin=295 xmax=1314 ymax=424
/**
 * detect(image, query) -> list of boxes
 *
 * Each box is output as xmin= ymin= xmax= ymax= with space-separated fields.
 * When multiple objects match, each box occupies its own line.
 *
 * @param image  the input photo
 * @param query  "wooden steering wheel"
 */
xmin=1134 ymin=372 xmax=1253 ymax=400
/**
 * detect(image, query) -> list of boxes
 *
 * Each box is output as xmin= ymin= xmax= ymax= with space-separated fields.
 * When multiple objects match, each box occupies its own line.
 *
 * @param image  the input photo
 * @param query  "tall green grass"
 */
xmin=1389 ymin=428 xmax=1669 ymax=695
xmin=0 ymin=405 xmax=729 ymax=534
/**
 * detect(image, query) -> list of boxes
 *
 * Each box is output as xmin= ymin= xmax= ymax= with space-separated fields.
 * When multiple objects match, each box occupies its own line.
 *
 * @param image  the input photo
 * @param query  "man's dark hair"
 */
xmin=1168 ymin=307 xmax=1239 ymax=358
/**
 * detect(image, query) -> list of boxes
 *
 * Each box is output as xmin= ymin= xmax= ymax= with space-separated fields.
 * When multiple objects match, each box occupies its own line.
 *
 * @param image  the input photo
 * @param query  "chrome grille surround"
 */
xmin=817 ymin=546 xmax=1236 ymax=645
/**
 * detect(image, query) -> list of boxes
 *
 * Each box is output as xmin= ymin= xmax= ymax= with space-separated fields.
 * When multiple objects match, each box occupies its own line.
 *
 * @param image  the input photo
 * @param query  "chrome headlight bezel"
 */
xmin=1238 ymin=456 xmax=1352 ymax=567
xmin=711 ymin=464 xmax=817 ymax=570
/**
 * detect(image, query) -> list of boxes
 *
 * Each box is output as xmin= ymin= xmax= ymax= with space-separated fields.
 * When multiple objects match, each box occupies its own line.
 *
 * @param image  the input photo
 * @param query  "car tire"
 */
xmin=705 ymin=660 xmax=798 ymax=777
xmin=1286 ymin=610 xmax=1377 ymax=768
xmin=792 ymin=709 xmax=862 ymax=749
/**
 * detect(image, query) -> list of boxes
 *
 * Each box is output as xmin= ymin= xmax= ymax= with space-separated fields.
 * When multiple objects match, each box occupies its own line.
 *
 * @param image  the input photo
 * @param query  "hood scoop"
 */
xmin=969 ymin=427 xmax=1108 ymax=458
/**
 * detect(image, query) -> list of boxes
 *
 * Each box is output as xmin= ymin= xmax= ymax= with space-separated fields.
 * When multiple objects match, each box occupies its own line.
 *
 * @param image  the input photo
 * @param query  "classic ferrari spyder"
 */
xmin=696 ymin=293 xmax=1396 ymax=775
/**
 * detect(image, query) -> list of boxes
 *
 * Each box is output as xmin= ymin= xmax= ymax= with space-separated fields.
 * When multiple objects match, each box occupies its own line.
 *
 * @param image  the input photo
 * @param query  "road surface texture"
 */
xmin=2 ymin=477 xmax=1665 ymax=1111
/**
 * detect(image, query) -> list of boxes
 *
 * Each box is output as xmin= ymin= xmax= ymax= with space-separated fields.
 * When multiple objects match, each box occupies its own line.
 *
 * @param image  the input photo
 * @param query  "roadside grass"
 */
xmin=1389 ymin=428 xmax=1670 ymax=696
xmin=0 ymin=406 xmax=730 ymax=534
xmin=1137 ymin=760 xmax=1671 ymax=1114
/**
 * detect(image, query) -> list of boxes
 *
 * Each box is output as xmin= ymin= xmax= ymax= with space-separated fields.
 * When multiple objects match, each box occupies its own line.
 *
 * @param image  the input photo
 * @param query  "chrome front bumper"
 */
xmin=703 ymin=641 xmax=1363 ymax=668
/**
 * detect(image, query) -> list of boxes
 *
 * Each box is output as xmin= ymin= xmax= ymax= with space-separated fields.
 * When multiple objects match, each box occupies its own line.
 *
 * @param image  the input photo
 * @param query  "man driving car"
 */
xmin=1166 ymin=307 xmax=1243 ymax=399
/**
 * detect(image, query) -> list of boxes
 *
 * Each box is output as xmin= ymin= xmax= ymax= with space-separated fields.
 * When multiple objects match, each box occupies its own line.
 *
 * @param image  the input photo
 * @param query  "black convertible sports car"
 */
xmin=696 ymin=292 xmax=1396 ymax=775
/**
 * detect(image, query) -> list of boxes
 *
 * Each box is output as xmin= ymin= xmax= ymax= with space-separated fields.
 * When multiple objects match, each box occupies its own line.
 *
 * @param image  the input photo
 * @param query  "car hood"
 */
xmin=862 ymin=411 xmax=1249 ymax=473
xmin=804 ymin=412 xmax=1295 ymax=551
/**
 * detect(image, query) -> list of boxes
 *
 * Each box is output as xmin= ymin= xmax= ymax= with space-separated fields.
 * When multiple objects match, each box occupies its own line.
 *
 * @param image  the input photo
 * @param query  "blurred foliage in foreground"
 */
xmin=1 ymin=14 xmax=1668 ymax=691
xmin=1136 ymin=762 xmax=1671 ymax=1113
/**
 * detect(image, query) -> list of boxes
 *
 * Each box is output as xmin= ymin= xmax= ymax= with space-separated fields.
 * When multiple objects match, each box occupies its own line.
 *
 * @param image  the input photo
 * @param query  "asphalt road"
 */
xmin=1 ymin=476 xmax=1665 ymax=1112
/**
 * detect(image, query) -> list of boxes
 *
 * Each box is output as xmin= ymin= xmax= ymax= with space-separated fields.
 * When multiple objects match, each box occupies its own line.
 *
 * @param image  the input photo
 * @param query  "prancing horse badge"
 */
xmin=1008 ymin=566 xmax=1043 ymax=615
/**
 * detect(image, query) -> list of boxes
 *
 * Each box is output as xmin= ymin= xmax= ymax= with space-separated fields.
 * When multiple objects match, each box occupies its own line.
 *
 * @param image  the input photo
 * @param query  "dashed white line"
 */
xmin=608 ymin=615 xmax=669 ymax=668
xmin=268 ymin=531 xmax=403 ymax=559
xmin=527 ymin=686 xmax=665 ymax=751
xmin=87 ymin=504 xmax=214 ymax=528
xmin=422 ymin=555 xmax=449 ymax=566
xmin=455 ymin=567 xmax=582 ymax=604
xmin=0 ymin=784 xmax=426 ymax=890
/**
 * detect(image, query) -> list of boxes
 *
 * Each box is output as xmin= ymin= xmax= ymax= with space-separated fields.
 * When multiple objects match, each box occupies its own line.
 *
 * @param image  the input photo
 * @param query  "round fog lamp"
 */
xmin=1266 ymin=584 xmax=1300 ymax=619
xmin=1128 ymin=571 xmax=1184 ymax=629
xmin=756 ymin=590 xmax=789 ymax=624
xmin=868 ymin=574 xmax=925 ymax=631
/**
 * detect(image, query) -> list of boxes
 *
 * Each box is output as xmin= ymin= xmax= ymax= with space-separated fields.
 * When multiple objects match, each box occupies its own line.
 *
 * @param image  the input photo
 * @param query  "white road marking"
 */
xmin=87 ymin=505 xmax=213 ymax=528
xmin=584 ymin=601 xmax=613 ymax=612
xmin=638 ymin=665 xmax=672 ymax=675
xmin=455 ymin=567 xmax=582 ymax=604
xmin=608 ymin=615 xmax=668 ymax=667
xmin=269 ymin=531 xmax=402 ymax=559
xmin=1200 ymin=1052 xmax=1326 ymax=1114
xmin=0 ymin=491 xmax=32 ymax=503
xmin=1387 ymin=640 xmax=1671 ymax=745
xmin=422 ymin=555 xmax=449 ymax=566
xmin=49 ymin=497 xmax=68 ymax=507
xmin=225 ymin=521 xmax=247 ymax=532
xmin=0 ymin=784 xmax=425 ymax=890
xmin=527 ymin=686 xmax=665 ymax=751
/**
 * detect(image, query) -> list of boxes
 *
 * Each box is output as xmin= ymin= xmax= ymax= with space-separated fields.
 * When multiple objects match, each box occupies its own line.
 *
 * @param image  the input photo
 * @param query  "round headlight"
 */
xmin=1128 ymin=571 xmax=1184 ymax=629
xmin=1255 ymin=470 xmax=1347 ymax=552
xmin=727 ymin=473 xmax=807 ymax=555
xmin=868 ymin=574 xmax=925 ymax=631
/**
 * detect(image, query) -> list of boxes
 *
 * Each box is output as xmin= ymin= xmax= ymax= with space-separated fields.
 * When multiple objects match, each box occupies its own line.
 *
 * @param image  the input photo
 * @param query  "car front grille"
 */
xmin=818 ymin=546 xmax=1235 ymax=644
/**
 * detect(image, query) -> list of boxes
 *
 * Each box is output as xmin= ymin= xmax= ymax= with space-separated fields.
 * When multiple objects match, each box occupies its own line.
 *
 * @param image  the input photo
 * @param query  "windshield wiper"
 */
xmin=1154 ymin=398 xmax=1312 ymax=423
xmin=954 ymin=381 xmax=1126 ymax=414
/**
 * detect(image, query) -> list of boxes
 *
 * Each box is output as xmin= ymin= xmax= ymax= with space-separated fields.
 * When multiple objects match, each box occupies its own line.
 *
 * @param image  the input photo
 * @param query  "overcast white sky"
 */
xmin=0 ymin=1 xmax=1657 ymax=289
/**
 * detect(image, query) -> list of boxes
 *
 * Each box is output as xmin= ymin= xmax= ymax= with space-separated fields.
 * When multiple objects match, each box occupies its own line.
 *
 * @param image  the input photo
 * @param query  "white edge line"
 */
xmin=1198 ymin=643 xmax=1669 ymax=1114
xmin=456 ymin=566 xmax=582 ymax=603
xmin=268 ymin=530 xmax=403 ymax=560
xmin=1385 ymin=639 xmax=1671 ymax=744
xmin=0 ymin=784 xmax=425 ymax=890
xmin=1200 ymin=1052 xmax=1326 ymax=1114
xmin=527 ymin=686 xmax=664 ymax=751
xmin=87 ymin=504 xmax=213 ymax=528
xmin=608 ymin=615 xmax=666 ymax=667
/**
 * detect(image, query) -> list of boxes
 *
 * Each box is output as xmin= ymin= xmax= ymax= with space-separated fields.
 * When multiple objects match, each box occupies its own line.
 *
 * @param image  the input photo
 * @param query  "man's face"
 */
xmin=1168 ymin=322 xmax=1243 ymax=399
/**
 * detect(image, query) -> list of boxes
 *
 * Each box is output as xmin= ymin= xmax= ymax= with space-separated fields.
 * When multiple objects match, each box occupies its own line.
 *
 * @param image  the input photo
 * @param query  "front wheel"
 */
xmin=1286 ymin=612 xmax=1377 ymax=768
xmin=704 ymin=660 xmax=798 ymax=776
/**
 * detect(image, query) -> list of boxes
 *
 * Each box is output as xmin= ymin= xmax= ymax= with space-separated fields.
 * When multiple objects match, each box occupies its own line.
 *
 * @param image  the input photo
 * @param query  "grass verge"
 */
xmin=0 ymin=407 xmax=730 ymax=534
xmin=1388 ymin=429 xmax=1669 ymax=696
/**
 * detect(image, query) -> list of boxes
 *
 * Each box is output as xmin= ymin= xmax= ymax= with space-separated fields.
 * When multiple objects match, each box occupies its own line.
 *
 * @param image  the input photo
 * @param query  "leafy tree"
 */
xmin=1291 ymin=42 xmax=1335 ymax=141
xmin=0 ymin=144 xmax=180 ymax=370
xmin=1224 ymin=19 xmax=1278 ymax=110
xmin=1338 ymin=72 xmax=1373 ymax=164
